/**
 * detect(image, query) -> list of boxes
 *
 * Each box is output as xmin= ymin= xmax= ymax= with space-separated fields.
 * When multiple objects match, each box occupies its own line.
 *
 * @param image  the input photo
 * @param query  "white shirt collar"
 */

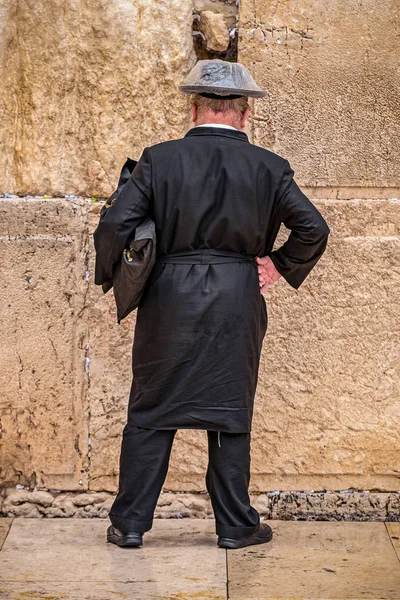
xmin=195 ymin=123 xmax=239 ymax=131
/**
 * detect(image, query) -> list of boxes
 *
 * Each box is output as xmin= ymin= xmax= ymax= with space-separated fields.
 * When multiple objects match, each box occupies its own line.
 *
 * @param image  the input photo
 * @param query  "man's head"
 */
xmin=179 ymin=59 xmax=266 ymax=131
xmin=190 ymin=92 xmax=250 ymax=130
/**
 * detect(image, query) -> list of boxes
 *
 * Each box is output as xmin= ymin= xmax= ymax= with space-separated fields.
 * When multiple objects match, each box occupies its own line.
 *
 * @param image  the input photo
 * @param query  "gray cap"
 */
xmin=179 ymin=59 xmax=267 ymax=98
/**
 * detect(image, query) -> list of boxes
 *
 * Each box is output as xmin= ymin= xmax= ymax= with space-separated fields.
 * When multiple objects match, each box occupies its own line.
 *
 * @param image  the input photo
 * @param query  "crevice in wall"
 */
xmin=81 ymin=204 xmax=92 ymax=492
xmin=192 ymin=0 xmax=239 ymax=61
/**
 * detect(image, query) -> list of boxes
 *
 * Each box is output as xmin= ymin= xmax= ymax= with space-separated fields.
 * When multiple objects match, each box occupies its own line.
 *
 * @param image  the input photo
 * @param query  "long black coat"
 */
xmin=93 ymin=125 xmax=330 ymax=433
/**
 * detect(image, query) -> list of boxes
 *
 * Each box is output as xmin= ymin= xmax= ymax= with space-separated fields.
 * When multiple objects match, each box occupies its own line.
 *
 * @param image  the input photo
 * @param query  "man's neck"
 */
xmin=195 ymin=123 xmax=239 ymax=131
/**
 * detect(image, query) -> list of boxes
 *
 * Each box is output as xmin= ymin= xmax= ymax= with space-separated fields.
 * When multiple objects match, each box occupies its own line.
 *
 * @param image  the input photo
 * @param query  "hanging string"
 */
xmin=218 ymin=430 xmax=221 ymax=447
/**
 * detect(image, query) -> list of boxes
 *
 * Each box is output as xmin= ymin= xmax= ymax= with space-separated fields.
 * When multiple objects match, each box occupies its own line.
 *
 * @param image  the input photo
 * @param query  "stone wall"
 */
xmin=0 ymin=0 xmax=399 ymax=519
xmin=239 ymin=0 xmax=400 ymax=190
xmin=0 ymin=0 xmax=196 ymax=197
xmin=2 ymin=488 xmax=399 ymax=521
xmin=0 ymin=198 xmax=90 ymax=491
xmin=236 ymin=0 xmax=400 ymax=499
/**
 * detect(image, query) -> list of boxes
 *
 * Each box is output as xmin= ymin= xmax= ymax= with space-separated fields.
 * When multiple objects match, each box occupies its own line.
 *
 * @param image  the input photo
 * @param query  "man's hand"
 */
xmin=255 ymin=255 xmax=282 ymax=293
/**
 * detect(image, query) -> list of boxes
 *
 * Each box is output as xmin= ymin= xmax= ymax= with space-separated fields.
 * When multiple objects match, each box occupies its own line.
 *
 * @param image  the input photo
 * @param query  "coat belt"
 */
xmin=155 ymin=249 xmax=256 ymax=265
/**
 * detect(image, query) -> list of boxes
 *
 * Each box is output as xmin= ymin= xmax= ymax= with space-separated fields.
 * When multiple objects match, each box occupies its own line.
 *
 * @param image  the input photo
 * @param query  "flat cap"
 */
xmin=179 ymin=59 xmax=267 ymax=99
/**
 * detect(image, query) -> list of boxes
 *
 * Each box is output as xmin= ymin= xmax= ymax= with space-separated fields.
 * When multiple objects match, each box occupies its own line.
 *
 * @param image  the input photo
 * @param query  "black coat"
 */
xmin=93 ymin=126 xmax=330 ymax=433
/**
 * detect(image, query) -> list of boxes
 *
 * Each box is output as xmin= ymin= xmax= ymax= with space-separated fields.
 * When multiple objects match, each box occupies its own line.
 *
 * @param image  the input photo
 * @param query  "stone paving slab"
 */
xmin=227 ymin=521 xmax=400 ymax=599
xmin=0 ymin=519 xmax=12 ymax=551
xmin=0 ymin=518 xmax=226 ymax=600
xmin=1 ymin=518 xmax=400 ymax=599
xmin=386 ymin=522 xmax=400 ymax=562
xmin=0 ymin=582 xmax=226 ymax=600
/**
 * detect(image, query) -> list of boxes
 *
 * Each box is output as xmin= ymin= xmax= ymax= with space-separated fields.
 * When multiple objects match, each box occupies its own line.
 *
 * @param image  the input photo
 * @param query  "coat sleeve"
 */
xmin=93 ymin=147 xmax=152 ymax=286
xmin=267 ymin=159 xmax=330 ymax=289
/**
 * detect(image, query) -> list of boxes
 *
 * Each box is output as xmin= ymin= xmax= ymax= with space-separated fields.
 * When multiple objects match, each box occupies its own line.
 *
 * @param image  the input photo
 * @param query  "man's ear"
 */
xmin=191 ymin=103 xmax=197 ymax=123
xmin=240 ymin=107 xmax=250 ymax=128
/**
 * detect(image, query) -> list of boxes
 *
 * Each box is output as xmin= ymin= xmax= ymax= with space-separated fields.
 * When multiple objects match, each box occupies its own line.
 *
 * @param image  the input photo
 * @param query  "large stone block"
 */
xmin=1 ymin=196 xmax=398 ymax=493
xmin=164 ymin=201 xmax=400 ymax=492
xmin=86 ymin=204 xmax=136 ymax=491
xmin=88 ymin=198 xmax=400 ymax=493
xmin=0 ymin=0 xmax=196 ymax=197
xmin=251 ymin=199 xmax=400 ymax=492
xmin=238 ymin=0 xmax=400 ymax=189
xmin=88 ymin=205 xmax=210 ymax=492
xmin=0 ymin=198 xmax=90 ymax=490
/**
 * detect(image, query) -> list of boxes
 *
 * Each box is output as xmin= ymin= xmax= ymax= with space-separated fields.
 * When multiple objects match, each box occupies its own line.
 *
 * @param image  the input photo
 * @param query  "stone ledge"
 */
xmin=1 ymin=488 xmax=398 ymax=521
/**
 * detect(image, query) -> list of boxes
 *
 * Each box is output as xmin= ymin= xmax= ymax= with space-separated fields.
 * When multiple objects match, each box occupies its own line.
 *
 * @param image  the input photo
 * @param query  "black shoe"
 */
xmin=106 ymin=525 xmax=143 ymax=547
xmin=217 ymin=523 xmax=273 ymax=549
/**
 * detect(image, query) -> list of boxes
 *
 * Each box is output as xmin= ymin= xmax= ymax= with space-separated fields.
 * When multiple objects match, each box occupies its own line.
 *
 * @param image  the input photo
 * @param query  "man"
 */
xmin=93 ymin=59 xmax=330 ymax=550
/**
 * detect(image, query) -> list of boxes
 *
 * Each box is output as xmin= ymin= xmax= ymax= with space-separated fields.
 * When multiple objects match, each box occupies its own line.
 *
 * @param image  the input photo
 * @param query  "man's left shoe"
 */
xmin=217 ymin=523 xmax=273 ymax=549
xmin=106 ymin=525 xmax=143 ymax=547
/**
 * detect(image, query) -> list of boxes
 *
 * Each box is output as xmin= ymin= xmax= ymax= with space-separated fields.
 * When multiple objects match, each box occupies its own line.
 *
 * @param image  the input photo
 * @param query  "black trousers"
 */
xmin=109 ymin=424 xmax=261 ymax=539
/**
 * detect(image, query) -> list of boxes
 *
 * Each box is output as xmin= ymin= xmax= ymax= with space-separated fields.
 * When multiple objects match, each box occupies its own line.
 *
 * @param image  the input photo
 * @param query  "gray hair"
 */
xmin=190 ymin=93 xmax=250 ymax=115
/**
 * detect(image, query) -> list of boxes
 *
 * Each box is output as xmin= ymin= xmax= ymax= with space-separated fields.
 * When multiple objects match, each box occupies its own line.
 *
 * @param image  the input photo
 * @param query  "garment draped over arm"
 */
xmin=93 ymin=148 xmax=152 ymax=287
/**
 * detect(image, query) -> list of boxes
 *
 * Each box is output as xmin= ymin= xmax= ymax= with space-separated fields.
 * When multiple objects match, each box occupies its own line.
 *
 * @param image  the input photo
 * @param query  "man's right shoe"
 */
xmin=217 ymin=523 xmax=273 ymax=549
xmin=106 ymin=525 xmax=143 ymax=547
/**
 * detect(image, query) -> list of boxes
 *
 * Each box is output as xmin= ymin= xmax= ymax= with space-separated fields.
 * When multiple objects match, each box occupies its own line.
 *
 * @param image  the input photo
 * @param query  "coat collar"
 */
xmin=184 ymin=126 xmax=249 ymax=143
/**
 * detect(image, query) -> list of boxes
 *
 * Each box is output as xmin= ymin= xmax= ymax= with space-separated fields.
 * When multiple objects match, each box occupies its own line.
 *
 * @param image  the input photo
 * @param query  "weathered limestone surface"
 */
xmin=0 ymin=0 xmax=196 ymax=197
xmin=0 ymin=199 xmax=90 ymax=491
xmin=4 ymin=203 xmax=397 ymax=495
xmin=1 ymin=519 xmax=400 ymax=600
xmin=387 ymin=522 xmax=400 ymax=560
xmin=87 ymin=205 xmax=138 ymax=491
xmin=227 ymin=522 xmax=400 ymax=599
xmin=88 ymin=205 xmax=213 ymax=492
xmin=1 ymin=487 xmax=399 ymax=521
xmin=2 ymin=519 xmax=400 ymax=600
xmin=0 ymin=0 xmax=399 ymax=507
xmin=0 ymin=519 xmax=227 ymax=599
xmin=199 ymin=10 xmax=231 ymax=51
xmin=239 ymin=0 xmax=400 ymax=190
xmin=0 ymin=518 xmax=12 ymax=550
xmin=87 ymin=199 xmax=400 ymax=493
xmin=231 ymin=0 xmax=400 ymax=493
xmin=251 ymin=200 xmax=400 ymax=492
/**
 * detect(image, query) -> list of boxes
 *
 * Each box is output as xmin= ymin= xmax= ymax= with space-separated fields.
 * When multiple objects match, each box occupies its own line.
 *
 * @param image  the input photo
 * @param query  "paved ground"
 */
xmin=0 ymin=517 xmax=399 ymax=599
